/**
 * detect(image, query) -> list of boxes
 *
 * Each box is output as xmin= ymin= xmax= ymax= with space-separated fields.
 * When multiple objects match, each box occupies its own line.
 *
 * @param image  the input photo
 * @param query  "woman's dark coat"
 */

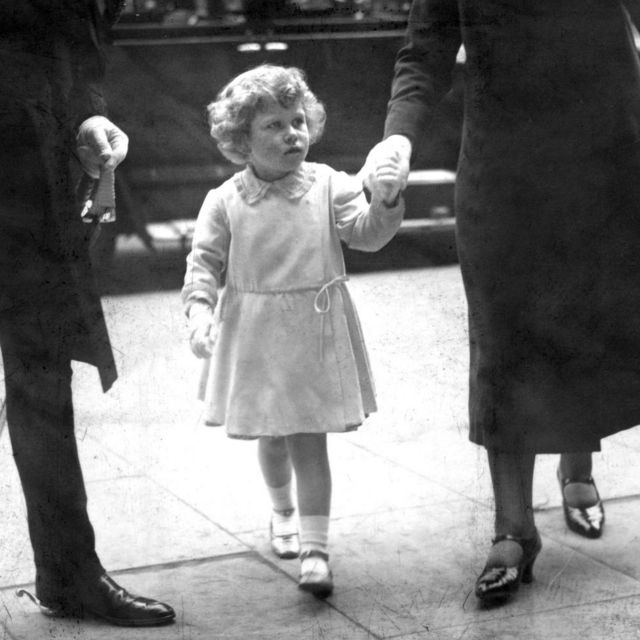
xmin=385 ymin=0 xmax=640 ymax=452
xmin=0 ymin=1 xmax=123 ymax=391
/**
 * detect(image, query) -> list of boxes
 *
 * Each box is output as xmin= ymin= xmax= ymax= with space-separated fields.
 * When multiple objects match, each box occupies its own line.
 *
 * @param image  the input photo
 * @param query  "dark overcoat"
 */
xmin=0 ymin=1 xmax=123 ymax=391
xmin=385 ymin=0 xmax=640 ymax=452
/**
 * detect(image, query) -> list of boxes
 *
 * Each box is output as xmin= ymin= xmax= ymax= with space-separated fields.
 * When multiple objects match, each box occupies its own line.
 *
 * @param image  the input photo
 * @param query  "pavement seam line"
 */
xmin=419 ymin=589 xmax=640 ymax=634
xmin=542 ymin=529 xmax=640 ymax=585
xmin=141 ymin=472 xmax=256 ymax=550
xmin=347 ymin=439 xmax=489 ymax=508
xmin=0 ymin=551 xmax=258 ymax=594
xmin=0 ymin=610 xmax=18 ymax=640
xmin=249 ymin=553 xmax=387 ymax=640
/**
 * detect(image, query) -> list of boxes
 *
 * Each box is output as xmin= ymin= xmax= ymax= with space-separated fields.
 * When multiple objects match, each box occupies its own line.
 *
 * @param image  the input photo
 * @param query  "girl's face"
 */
xmin=247 ymin=100 xmax=309 ymax=181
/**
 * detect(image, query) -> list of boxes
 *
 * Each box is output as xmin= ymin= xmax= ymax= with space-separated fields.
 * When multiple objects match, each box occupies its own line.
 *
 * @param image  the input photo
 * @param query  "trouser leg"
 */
xmin=0 ymin=319 xmax=103 ymax=595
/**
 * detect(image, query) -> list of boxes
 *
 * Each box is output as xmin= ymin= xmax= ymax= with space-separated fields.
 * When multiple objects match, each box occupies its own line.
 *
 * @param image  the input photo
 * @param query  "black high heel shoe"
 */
xmin=557 ymin=469 xmax=605 ymax=539
xmin=475 ymin=530 xmax=542 ymax=606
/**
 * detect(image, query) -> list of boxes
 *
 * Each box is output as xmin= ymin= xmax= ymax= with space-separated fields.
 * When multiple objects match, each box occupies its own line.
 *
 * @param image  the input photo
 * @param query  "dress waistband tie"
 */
xmin=313 ymin=275 xmax=348 ymax=360
xmin=314 ymin=275 xmax=348 ymax=314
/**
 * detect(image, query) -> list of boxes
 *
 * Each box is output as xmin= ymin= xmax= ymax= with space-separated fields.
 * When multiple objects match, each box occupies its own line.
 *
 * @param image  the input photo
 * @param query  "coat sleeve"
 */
xmin=0 ymin=1 xmax=112 ymax=124
xmin=331 ymin=170 xmax=405 ymax=252
xmin=181 ymin=189 xmax=231 ymax=315
xmin=384 ymin=0 xmax=461 ymax=147
xmin=68 ymin=2 xmax=113 ymax=125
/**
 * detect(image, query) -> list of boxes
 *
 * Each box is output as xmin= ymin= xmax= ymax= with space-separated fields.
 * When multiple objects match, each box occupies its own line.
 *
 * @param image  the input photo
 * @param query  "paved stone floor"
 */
xmin=1 ymin=246 xmax=640 ymax=639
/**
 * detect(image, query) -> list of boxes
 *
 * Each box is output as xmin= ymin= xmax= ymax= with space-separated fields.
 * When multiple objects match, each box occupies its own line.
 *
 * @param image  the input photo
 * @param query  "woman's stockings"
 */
xmin=485 ymin=449 xmax=536 ymax=567
xmin=559 ymin=452 xmax=598 ymax=508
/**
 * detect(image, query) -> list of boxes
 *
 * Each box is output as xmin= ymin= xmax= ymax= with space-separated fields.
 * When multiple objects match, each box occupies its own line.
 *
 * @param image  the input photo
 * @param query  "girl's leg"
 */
xmin=258 ymin=436 xmax=294 ymax=511
xmin=286 ymin=433 xmax=331 ymax=553
xmin=559 ymin=452 xmax=598 ymax=507
xmin=286 ymin=433 xmax=333 ymax=596
xmin=485 ymin=448 xmax=537 ymax=567
xmin=258 ymin=437 xmax=299 ymax=559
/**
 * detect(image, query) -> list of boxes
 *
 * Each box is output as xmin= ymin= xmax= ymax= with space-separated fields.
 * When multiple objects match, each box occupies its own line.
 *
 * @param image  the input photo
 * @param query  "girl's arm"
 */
xmin=181 ymin=189 xmax=230 ymax=316
xmin=384 ymin=0 xmax=462 ymax=147
xmin=331 ymin=170 xmax=404 ymax=253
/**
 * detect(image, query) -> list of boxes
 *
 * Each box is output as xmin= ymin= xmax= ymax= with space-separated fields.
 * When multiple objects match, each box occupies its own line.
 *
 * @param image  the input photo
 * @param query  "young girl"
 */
xmin=181 ymin=64 xmax=404 ymax=598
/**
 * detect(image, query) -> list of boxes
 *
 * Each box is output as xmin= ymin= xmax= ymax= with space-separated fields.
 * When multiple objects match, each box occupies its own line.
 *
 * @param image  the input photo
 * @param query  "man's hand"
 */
xmin=359 ymin=135 xmax=412 ymax=206
xmin=76 ymin=115 xmax=129 ymax=179
xmin=188 ymin=303 xmax=218 ymax=359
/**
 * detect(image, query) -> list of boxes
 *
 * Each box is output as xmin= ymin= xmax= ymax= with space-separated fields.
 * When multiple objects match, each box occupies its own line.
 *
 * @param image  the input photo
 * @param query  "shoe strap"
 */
xmin=300 ymin=550 xmax=329 ymax=562
xmin=562 ymin=476 xmax=595 ymax=486
xmin=558 ymin=470 xmax=595 ymax=488
xmin=491 ymin=531 xmax=539 ymax=546
xmin=558 ymin=473 xmax=601 ymax=504
xmin=491 ymin=533 xmax=526 ymax=546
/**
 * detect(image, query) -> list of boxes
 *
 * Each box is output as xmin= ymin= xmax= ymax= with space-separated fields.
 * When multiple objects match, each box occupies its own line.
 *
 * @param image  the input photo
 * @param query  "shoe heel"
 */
xmin=520 ymin=533 xmax=541 ymax=584
xmin=521 ymin=557 xmax=536 ymax=584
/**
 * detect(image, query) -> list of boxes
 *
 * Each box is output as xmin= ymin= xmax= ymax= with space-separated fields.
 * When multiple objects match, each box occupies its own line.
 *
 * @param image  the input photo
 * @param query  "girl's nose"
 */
xmin=284 ymin=130 xmax=297 ymax=144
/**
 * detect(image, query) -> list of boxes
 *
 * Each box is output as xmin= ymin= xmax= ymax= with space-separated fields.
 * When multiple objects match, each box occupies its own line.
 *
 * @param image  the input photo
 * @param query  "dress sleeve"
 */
xmin=384 ymin=0 xmax=461 ymax=147
xmin=331 ymin=170 xmax=404 ymax=252
xmin=181 ymin=189 xmax=231 ymax=315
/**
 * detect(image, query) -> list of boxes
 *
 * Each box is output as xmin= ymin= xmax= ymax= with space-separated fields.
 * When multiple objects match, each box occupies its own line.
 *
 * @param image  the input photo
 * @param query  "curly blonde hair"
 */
xmin=207 ymin=64 xmax=326 ymax=164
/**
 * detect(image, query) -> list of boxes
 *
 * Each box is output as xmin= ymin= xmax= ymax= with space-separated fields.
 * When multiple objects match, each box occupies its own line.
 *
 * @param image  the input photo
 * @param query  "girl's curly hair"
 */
xmin=207 ymin=64 xmax=326 ymax=164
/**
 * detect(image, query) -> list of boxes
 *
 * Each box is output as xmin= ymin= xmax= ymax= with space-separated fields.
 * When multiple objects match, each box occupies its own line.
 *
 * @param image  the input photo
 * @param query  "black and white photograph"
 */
xmin=2 ymin=1 xmax=640 ymax=638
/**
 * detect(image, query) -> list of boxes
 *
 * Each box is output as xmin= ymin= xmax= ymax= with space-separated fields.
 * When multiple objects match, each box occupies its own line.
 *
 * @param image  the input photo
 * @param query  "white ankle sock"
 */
xmin=267 ymin=481 xmax=295 ymax=514
xmin=299 ymin=515 xmax=329 ymax=555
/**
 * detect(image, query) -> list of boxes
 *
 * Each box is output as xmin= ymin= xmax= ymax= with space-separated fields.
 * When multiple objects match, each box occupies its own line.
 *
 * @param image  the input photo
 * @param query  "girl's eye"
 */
xmin=267 ymin=121 xmax=281 ymax=130
xmin=293 ymin=117 xmax=305 ymax=128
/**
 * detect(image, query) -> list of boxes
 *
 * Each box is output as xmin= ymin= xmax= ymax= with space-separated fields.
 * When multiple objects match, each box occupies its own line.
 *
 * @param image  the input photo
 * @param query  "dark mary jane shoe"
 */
xmin=475 ymin=531 xmax=542 ymax=606
xmin=558 ymin=470 xmax=605 ymax=539
xmin=19 ymin=572 xmax=175 ymax=627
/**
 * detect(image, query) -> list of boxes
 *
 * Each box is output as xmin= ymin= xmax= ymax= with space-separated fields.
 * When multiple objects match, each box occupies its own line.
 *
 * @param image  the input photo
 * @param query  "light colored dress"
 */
xmin=182 ymin=161 xmax=404 ymax=439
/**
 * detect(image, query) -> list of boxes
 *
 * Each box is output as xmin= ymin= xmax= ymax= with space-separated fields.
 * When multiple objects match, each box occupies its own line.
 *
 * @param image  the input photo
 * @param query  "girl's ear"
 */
xmin=218 ymin=143 xmax=250 ymax=166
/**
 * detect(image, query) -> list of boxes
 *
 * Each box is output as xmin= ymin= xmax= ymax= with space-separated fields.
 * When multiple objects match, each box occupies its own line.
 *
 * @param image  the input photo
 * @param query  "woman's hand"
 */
xmin=359 ymin=135 xmax=412 ymax=206
xmin=188 ymin=303 xmax=218 ymax=359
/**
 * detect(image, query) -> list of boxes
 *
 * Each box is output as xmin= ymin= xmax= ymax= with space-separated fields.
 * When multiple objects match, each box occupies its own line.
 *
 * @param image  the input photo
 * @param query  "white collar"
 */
xmin=234 ymin=163 xmax=316 ymax=204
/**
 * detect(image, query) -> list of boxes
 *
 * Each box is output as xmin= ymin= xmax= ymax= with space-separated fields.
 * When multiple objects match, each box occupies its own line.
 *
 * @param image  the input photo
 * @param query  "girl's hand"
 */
xmin=359 ymin=135 xmax=412 ymax=206
xmin=188 ymin=303 xmax=217 ymax=358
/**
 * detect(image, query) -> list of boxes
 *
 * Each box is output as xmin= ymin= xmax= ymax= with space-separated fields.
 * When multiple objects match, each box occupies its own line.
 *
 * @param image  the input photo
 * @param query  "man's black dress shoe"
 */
xmin=21 ymin=572 xmax=175 ymax=627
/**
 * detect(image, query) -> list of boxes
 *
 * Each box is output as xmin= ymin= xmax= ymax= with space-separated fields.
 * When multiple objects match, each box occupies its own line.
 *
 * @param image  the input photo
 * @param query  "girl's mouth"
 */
xmin=285 ymin=147 xmax=302 ymax=155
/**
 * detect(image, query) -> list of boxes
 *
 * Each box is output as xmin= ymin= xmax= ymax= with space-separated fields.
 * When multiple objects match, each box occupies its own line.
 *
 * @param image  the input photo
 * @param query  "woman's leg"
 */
xmin=475 ymin=448 xmax=541 ymax=603
xmin=559 ymin=452 xmax=598 ymax=507
xmin=485 ymin=448 xmax=537 ymax=567
xmin=286 ymin=433 xmax=331 ymax=553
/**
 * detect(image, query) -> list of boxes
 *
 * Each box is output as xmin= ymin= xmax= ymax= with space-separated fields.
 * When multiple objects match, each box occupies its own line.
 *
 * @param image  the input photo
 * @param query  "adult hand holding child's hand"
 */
xmin=360 ymin=135 xmax=412 ymax=206
xmin=188 ymin=303 xmax=218 ymax=358
xmin=76 ymin=115 xmax=129 ymax=179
